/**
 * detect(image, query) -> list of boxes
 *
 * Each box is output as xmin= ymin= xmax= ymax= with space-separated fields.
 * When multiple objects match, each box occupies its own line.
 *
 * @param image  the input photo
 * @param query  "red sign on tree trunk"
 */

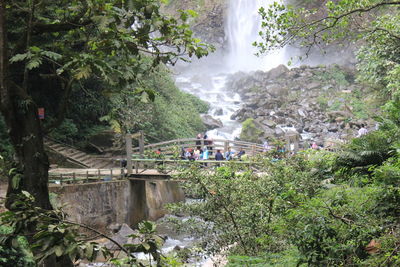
xmin=38 ymin=108 xmax=44 ymax=119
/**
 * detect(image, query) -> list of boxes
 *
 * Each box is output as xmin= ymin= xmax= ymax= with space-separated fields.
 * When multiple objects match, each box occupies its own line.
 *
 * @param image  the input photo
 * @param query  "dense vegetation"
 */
xmin=1 ymin=0 xmax=400 ymax=266
xmin=166 ymin=119 xmax=400 ymax=266
xmin=162 ymin=0 xmax=400 ymax=266
xmin=0 ymin=0 xmax=211 ymax=266
xmin=101 ymin=62 xmax=208 ymax=143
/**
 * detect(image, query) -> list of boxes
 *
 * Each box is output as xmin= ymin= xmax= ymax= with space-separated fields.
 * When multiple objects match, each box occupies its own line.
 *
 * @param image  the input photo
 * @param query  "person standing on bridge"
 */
xmin=202 ymin=146 xmax=209 ymax=160
xmin=236 ymin=148 xmax=245 ymax=160
xmin=207 ymin=137 xmax=213 ymax=155
xmin=196 ymin=133 xmax=202 ymax=149
xmin=203 ymin=134 xmax=209 ymax=146
xmin=215 ymin=149 xmax=224 ymax=161
xmin=193 ymin=147 xmax=201 ymax=160
xmin=202 ymin=146 xmax=209 ymax=167
xmin=225 ymin=147 xmax=234 ymax=161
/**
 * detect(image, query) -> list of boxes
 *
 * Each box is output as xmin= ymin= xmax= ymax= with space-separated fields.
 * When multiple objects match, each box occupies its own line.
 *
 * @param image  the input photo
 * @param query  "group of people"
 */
xmin=156 ymin=124 xmax=371 ymax=162
xmin=181 ymin=146 xmax=246 ymax=161
xmin=182 ymin=146 xmax=210 ymax=161
xmin=179 ymin=133 xmax=247 ymax=161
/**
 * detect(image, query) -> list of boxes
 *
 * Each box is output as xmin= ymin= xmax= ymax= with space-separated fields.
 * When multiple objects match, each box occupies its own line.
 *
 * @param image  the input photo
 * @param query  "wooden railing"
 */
xmin=49 ymin=169 xmax=124 ymax=185
xmin=131 ymin=138 xmax=264 ymax=156
xmin=130 ymin=158 xmax=253 ymax=175
xmin=123 ymin=133 xmax=266 ymax=175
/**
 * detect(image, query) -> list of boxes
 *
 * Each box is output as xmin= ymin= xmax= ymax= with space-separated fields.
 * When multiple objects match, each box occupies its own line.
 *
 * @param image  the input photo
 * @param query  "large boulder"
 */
xmin=266 ymin=84 xmax=289 ymax=98
xmin=327 ymin=111 xmax=352 ymax=121
xmin=267 ymin=64 xmax=289 ymax=79
xmin=104 ymin=223 xmax=138 ymax=249
xmin=213 ymin=108 xmax=224 ymax=116
xmin=201 ymin=114 xmax=223 ymax=129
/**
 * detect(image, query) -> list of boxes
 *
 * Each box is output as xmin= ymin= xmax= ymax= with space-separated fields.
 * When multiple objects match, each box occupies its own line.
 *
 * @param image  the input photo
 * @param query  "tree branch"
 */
xmin=371 ymin=27 xmax=400 ymax=41
xmin=64 ymin=220 xmax=130 ymax=255
xmin=321 ymin=204 xmax=363 ymax=227
xmin=285 ymin=1 xmax=400 ymax=48
xmin=32 ymin=0 xmax=90 ymax=34
xmin=191 ymin=170 xmax=250 ymax=255
xmin=33 ymin=20 xmax=92 ymax=34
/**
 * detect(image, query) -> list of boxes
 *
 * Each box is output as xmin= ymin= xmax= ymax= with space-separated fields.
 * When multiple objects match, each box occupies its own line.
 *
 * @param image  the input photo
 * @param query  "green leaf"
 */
xmin=142 ymin=243 xmax=150 ymax=251
xmin=11 ymin=174 xmax=21 ymax=190
xmin=74 ymin=65 xmax=92 ymax=80
xmin=26 ymin=58 xmax=42 ymax=70
xmin=55 ymin=245 xmax=64 ymax=257
xmin=10 ymin=53 xmax=29 ymax=63
xmin=186 ymin=9 xmax=198 ymax=18
xmin=30 ymin=46 xmax=41 ymax=53
xmin=42 ymin=51 xmax=62 ymax=60
xmin=11 ymin=237 xmax=19 ymax=248
xmin=85 ymin=243 xmax=93 ymax=259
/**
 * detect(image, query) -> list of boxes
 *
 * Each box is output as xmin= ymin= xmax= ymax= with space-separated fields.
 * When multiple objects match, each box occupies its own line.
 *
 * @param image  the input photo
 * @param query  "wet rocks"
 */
xmin=226 ymin=64 xmax=373 ymax=144
xmin=201 ymin=114 xmax=223 ymax=129
xmin=104 ymin=223 xmax=139 ymax=249
xmin=213 ymin=108 xmax=224 ymax=116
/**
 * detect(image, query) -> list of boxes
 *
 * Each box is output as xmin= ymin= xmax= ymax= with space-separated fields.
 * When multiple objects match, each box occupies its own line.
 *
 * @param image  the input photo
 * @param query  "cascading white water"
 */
xmin=175 ymin=0 xmax=286 ymax=140
xmin=226 ymin=0 xmax=286 ymax=72
xmin=149 ymin=2 xmax=289 ymax=264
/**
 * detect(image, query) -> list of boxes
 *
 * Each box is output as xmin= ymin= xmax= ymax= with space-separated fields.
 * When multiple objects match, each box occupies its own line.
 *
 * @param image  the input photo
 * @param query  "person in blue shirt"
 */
xmin=236 ymin=148 xmax=245 ymax=160
xmin=225 ymin=147 xmax=234 ymax=160
xmin=215 ymin=149 xmax=224 ymax=161
xmin=202 ymin=146 xmax=209 ymax=160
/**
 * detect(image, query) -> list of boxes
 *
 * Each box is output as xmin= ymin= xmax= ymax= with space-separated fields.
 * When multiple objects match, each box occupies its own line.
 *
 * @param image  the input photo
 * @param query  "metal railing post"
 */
xmin=126 ymin=133 xmax=133 ymax=175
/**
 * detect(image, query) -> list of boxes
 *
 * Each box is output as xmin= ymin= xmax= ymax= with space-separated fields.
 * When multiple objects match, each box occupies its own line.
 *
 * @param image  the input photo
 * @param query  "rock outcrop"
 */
xmin=226 ymin=64 xmax=378 ymax=145
xmin=162 ymin=0 xmax=227 ymax=47
xmin=201 ymin=114 xmax=224 ymax=129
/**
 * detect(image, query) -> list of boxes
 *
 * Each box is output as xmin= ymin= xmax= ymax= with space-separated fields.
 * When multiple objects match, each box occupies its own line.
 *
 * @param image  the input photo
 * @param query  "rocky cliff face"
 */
xmin=226 ymin=64 xmax=378 ymax=145
xmin=162 ymin=0 xmax=227 ymax=47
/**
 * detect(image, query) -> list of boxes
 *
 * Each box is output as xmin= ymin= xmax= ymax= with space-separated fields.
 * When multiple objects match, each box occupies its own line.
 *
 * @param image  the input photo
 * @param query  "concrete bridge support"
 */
xmin=49 ymin=179 xmax=184 ymax=232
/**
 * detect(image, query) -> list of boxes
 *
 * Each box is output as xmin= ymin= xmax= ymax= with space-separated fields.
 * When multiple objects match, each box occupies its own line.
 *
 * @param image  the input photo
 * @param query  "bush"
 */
xmin=284 ymin=186 xmax=384 ymax=266
xmin=240 ymin=118 xmax=262 ymax=143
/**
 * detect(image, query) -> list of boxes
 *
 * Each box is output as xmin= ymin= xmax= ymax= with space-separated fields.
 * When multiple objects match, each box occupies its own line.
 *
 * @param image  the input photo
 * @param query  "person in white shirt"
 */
xmin=357 ymin=124 xmax=368 ymax=137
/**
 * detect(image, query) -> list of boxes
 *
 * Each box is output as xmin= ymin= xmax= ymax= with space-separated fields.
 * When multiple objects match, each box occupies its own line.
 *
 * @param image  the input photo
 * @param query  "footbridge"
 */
xmin=47 ymin=131 xmax=302 ymax=184
xmin=48 ymin=136 xmax=265 ymax=184
xmin=125 ymin=132 xmax=265 ymax=175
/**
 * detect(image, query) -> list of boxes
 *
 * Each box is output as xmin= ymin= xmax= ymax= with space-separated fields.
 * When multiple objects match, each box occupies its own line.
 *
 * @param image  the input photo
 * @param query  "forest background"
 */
xmin=0 ymin=0 xmax=400 ymax=266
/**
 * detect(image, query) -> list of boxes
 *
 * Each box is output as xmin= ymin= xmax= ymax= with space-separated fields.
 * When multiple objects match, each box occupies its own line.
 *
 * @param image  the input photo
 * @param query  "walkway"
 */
xmin=45 ymin=138 xmax=114 ymax=169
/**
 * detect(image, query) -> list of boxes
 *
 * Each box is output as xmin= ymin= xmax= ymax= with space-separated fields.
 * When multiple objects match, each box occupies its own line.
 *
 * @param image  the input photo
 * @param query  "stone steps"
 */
xmin=44 ymin=138 xmax=114 ymax=169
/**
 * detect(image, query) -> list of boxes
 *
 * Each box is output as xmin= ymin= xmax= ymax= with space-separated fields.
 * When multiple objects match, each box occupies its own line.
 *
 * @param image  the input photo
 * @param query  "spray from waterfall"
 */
xmin=225 ymin=0 xmax=286 ymax=72
xmin=175 ymin=0 xmax=286 ymax=140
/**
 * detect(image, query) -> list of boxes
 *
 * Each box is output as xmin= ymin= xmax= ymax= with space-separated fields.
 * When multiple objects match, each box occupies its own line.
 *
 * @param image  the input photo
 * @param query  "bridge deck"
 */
xmin=48 ymin=158 xmax=253 ymax=184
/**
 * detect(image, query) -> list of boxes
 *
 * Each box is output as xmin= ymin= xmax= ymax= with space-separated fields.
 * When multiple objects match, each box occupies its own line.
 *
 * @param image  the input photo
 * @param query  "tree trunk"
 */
xmin=0 ymin=0 xmax=51 ymax=210
xmin=1 ymin=3 xmax=73 ymax=266
xmin=3 ymin=92 xmax=52 ymax=210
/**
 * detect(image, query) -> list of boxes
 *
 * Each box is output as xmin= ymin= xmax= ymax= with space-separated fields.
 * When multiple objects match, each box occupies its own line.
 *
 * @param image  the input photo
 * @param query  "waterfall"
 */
xmin=225 ymin=0 xmax=285 ymax=72
xmin=175 ymin=0 xmax=286 ymax=140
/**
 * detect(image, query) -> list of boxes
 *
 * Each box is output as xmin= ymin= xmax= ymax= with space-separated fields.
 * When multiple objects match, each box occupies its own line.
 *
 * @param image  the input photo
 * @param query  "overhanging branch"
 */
xmin=32 ymin=0 xmax=90 ymax=34
xmin=286 ymin=1 xmax=400 ymax=47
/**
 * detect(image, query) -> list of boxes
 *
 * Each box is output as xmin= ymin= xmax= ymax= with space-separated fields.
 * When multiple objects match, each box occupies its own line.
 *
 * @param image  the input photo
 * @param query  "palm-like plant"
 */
xmin=335 ymin=130 xmax=395 ymax=173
